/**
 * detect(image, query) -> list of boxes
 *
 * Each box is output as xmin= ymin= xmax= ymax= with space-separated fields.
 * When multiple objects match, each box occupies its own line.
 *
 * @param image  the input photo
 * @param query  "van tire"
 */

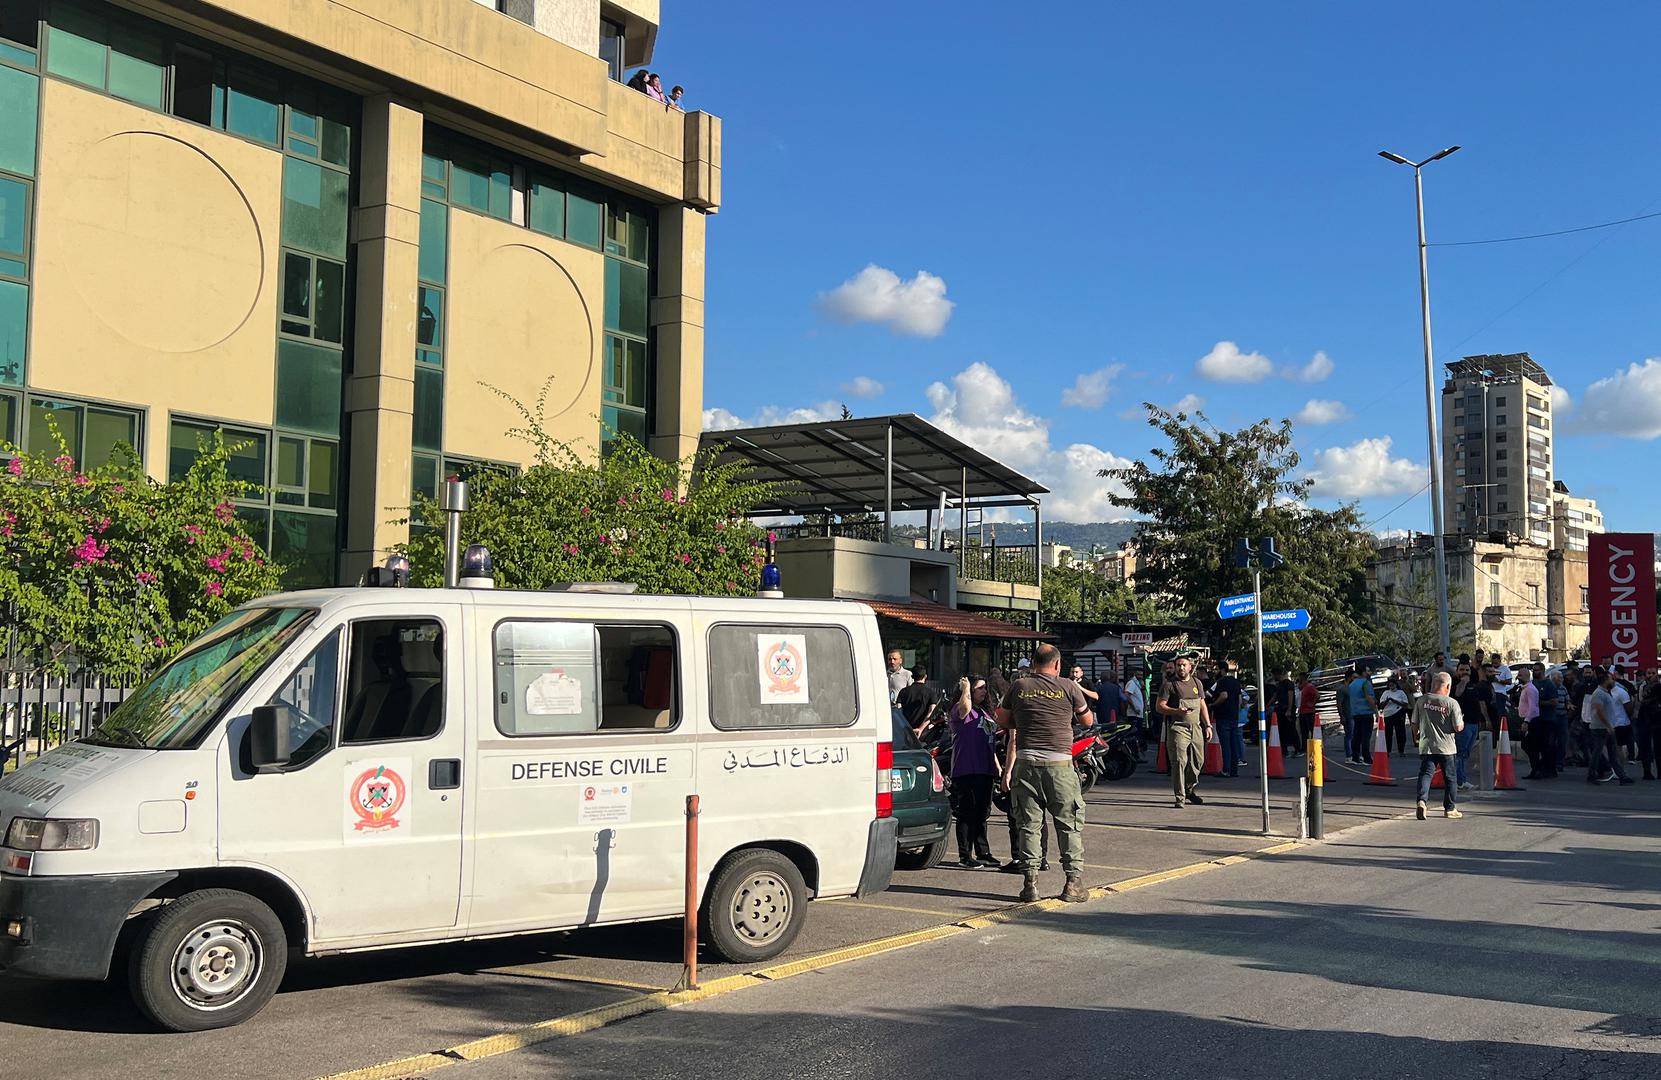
xmin=128 ymin=888 xmax=288 ymax=1032
xmin=701 ymin=849 xmax=807 ymax=965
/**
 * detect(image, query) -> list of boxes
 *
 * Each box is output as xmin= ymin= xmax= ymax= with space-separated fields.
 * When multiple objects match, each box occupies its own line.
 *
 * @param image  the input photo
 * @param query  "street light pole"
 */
xmin=1380 ymin=146 xmax=1460 ymax=658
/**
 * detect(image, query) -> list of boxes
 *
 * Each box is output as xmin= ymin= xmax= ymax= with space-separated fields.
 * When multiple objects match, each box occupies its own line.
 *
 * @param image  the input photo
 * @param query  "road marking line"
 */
xmin=316 ymin=839 xmax=1305 ymax=1080
xmin=829 ymin=899 xmax=966 ymax=918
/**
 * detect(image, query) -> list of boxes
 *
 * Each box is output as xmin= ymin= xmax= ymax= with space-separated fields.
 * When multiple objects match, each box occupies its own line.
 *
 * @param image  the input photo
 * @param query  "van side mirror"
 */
xmin=249 ymin=705 xmax=293 ymax=772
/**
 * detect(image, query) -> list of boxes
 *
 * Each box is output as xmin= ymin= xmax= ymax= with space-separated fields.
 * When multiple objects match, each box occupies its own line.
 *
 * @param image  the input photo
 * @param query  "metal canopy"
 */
xmin=698 ymin=414 xmax=1048 ymax=517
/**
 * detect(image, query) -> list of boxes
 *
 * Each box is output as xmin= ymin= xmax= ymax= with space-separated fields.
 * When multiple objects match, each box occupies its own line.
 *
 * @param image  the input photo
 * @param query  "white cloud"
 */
xmin=1549 ymin=385 xmax=1573 ymax=414
xmin=1305 ymin=437 xmax=1425 ymax=498
xmin=841 ymin=375 xmax=886 ymax=399
xmin=1285 ymin=350 xmax=1334 ymax=383
xmin=1572 ymin=359 xmax=1661 ymax=439
xmin=1295 ymin=398 xmax=1351 ymax=425
xmin=816 ymin=265 xmax=954 ymax=337
xmin=1060 ymin=364 xmax=1125 ymax=409
xmin=702 ymin=401 xmax=845 ymax=432
xmin=1171 ymin=393 xmax=1206 ymax=414
xmin=1196 ymin=340 xmax=1273 ymax=383
xmin=926 ymin=362 xmax=1135 ymax=521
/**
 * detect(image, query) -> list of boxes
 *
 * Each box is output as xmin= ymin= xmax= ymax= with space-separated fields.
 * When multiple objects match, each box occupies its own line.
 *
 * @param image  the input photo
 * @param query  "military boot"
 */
xmin=1059 ymin=875 xmax=1089 ymax=903
xmin=1019 ymin=873 xmax=1040 ymax=903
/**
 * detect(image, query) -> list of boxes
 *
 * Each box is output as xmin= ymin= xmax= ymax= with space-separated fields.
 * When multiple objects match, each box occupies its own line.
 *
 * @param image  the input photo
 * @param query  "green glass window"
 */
xmin=416 ymin=284 xmax=443 ymax=362
xmin=449 ymin=148 xmax=510 ymax=219
xmin=279 ymin=251 xmax=310 ymax=335
xmin=0 ymin=278 xmax=25 ymax=386
xmin=420 ymin=153 xmax=446 ymax=200
xmin=0 ymin=64 xmax=39 ymax=177
xmin=275 ymin=434 xmax=304 ymax=504
xmin=313 ymin=258 xmax=345 ymax=343
xmin=307 ymin=439 xmax=337 ymax=509
xmin=224 ymin=66 xmax=279 ymax=145
xmin=282 ymin=160 xmax=348 ymax=260
xmin=603 ymin=335 xmax=647 ymax=408
xmin=275 ymin=339 xmax=342 ymax=436
xmin=605 ymin=259 xmax=648 ymax=337
xmin=172 ymin=421 xmax=268 ymax=491
xmin=82 ymin=405 xmax=137 ymax=469
xmin=106 ymin=33 xmax=163 ymax=109
xmin=26 ymin=398 xmax=78 ymax=458
xmin=287 ymin=96 xmax=351 ymax=167
xmin=280 ymin=252 xmax=346 ymax=343
xmin=167 ymin=419 xmax=212 ymax=481
xmin=44 ymin=7 xmax=106 ymax=90
xmin=529 ymin=177 xmax=564 ymax=237
xmin=271 ymin=509 xmax=336 ymax=588
xmin=0 ymin=177 xmax=25 ymax=261
xmin=0 ymin=390 xmax=15 ymax=444
xmin=606 ymin=206 xmax=647 ymax=260
xmin=413 ymin=367 xmax=442 ymax=451
xmin=418 ymin=199 xmax=447 ymax=284
xmin=412 ymin=452 xmax=438 ymax=503
xmin=602 ymin=404 xmax=646 ymax=447
xmin=566 ymin=191 xmax=602 ymax=249
xmin=0 ymin=1 xmax=39 ymax=69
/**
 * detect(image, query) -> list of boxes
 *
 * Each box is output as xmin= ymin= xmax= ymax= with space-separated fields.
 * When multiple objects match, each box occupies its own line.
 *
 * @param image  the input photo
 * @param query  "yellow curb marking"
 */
xmin=486 ymin=966 xmax=663 ymax=993
xmin=829 ymin=899 xmax=967 ymax=918
xmin=317 ymin=839 xmax=1302 ymax=1080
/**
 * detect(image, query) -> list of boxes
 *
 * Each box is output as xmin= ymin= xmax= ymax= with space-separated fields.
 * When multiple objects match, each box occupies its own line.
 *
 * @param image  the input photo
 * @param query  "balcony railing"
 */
xmin=959 ymin=543 xmax=1039 ymax=586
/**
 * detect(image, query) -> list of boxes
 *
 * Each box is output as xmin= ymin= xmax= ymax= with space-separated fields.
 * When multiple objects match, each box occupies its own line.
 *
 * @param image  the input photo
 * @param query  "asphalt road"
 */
xmin=4 ymin=755 xmax=1658 ymax=1079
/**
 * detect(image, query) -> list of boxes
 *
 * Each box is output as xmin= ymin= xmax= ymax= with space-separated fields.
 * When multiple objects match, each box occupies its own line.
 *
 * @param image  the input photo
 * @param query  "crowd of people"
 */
xmin=624 ymin=69 xmax=687 ymax=109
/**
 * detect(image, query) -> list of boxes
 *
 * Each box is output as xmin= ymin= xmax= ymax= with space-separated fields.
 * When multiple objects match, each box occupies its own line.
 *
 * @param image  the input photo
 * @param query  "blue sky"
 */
xmin=668 ymin=2 xmax=1661 ymax=530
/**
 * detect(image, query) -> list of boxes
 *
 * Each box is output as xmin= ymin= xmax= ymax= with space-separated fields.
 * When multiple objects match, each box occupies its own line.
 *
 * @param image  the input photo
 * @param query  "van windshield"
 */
xmin=87 ymin=607 xmax=317 ymax=750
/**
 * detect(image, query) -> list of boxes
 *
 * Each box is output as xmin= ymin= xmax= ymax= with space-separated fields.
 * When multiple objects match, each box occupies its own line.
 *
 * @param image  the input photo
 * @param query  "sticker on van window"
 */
xmin=344 ymin=759 xmax=412 ymax=838
xmin=758 ymin=634 xmax=810 ymax=704
xmin=577 ymin=783 xmax=632 ymax=825
xmin=525 ymin=670 xmax=584 ymax=715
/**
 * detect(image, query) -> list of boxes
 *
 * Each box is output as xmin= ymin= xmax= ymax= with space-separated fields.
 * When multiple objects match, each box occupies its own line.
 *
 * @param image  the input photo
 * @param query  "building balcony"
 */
xmin=1482 ymin=605 xmax=1507 ymax=628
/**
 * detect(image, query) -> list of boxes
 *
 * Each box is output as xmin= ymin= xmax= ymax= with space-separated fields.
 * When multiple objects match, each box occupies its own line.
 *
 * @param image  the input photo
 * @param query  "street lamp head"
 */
xmin=1378 ymin=150 xmax=1413 ymax=165
xmin=1427 ymin=145 xmax=1462 ymax=162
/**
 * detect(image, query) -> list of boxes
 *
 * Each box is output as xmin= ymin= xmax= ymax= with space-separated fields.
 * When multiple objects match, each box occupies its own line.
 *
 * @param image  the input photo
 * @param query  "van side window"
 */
xmin=493 ymin=621 xmax=676 ymax=736
xmin=340 ymin=619 xmax=445 ymax=744
xmin=708 ymin=624 xmax=858 ymax=730
xmin=258 ymin=629 xmax=341 ymax=770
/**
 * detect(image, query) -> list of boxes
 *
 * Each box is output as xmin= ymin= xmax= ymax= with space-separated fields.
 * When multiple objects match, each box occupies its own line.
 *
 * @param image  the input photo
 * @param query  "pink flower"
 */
xmin=725 ymin=580 xmax=738 ymax=591
xmin=678 ymin=553 xmax=692 ymax=565
xmin=152 ymin=636 xmax=166 ymax=647
xmin=183 ymin=523 xmax=203 ymax=536
xmin=5 ymin=458 xmax=20 ymax=476
xmin=213 ymin=502 xmax=235 ymax=523
xmin=135 ymin=571 xmax=157 ymax=585
xmin=112 ymin=483 xmax=125 ymax=493
xmin=564 ymin=544 xmax=580 ymax=555
xmin=72 ymin=536 xmax=108 ymax=566
xmin=660 ymin=488 xmax=675 ymax=502
xmin=53 ymin=455 xmax=74 ymax=473
xmin=716 ymin=521 xmax=727 ymax=531
xmin=239 ymin=543 xmax=254 ymax=560
xmin=205 ymin=553 xmax=227 ymax=572
xmin=72 ymin=474 xmax=90 ymax=488
xmin=599 ymin=534 xmax=612 ymax=544
xmin=0 ymin=526 xmax=11 ymax=539
xmin=617 ymin=496 xmax=629 ymax=506
xmin=716 ymin=545 xmax=727 ymax=555
xmin=205 ymin=581 xmax=224 ymax=597
xmin=767 ymin=530 xmax=778 ymax=544
xmin=580 ymin=506 xmax=592 ymax=515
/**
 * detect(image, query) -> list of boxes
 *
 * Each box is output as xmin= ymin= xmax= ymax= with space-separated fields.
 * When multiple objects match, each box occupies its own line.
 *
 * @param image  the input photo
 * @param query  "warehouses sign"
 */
xmin=1588 ymin=533 xmax=1658 ymax=669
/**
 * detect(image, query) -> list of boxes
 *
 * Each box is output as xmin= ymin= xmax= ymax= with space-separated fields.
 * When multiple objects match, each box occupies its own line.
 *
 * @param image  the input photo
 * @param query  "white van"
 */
xmin=0 ymin=580 xmax=898 ymax=1030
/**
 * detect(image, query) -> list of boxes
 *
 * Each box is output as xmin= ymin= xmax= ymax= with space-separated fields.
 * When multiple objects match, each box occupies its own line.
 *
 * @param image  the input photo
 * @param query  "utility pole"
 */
xmin=1379 ymin=145 xmax=1460 ymax=658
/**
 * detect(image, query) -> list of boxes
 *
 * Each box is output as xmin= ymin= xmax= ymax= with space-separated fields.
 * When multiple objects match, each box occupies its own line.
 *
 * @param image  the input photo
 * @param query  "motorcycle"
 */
xmin=1073 ymin=720 xmax=1140 ymax=793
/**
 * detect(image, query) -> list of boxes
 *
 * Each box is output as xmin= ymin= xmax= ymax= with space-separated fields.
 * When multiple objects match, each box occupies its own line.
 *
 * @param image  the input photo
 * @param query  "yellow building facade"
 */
xmin=0 ymin=0 xmax=717 ymax=584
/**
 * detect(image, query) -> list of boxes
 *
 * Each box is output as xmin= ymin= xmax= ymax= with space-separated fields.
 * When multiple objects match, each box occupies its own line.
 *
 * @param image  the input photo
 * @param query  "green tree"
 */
xmin=1103 ymin=405 xmax=1375 ymax=673
xmin=400 ymin=385 xmax=778 ymax=593
xmin=1040 ymin=562 xmax=1177 ymax=625
xmin=1370 ymin=574 xmax=1474 ymax=662
xmin=0 ymin=424 xmax=282 ymax=676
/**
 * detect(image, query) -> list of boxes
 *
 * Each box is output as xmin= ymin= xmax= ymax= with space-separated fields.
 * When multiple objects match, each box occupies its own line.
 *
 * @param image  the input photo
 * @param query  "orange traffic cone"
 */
xmin=1365 ymin=716 xmax=1395 ymax=785
xmin=1156 ymin=723 xmax=1169 ymax=774
xmin=1495 ymin=718 xmax=1522 ymax=789
xmin=1203 ymin=721 xmax=1224 ymax=776
xmin=1265 ymin=712 xmax=1287 ymax=778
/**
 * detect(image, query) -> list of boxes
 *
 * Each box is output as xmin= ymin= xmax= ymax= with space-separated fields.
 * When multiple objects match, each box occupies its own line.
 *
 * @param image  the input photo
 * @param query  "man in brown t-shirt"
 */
xmin=1156 ymin=654 xmax=1213 ymax=808
xmin=997 ymin=643 xmax=1092 ymax=902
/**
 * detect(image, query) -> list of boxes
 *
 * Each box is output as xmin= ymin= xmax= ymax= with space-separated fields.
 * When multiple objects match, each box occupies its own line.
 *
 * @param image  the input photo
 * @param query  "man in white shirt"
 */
xmin=886 ymin=649 xmax=911 ymax=706
xmin=1124 ymin=670 xmax=1147 ymax=752
xmin=1589 ymin=672 xmax=1634 ymax=785
xmin=1516 ymin=667 xmax=1543 ymax=778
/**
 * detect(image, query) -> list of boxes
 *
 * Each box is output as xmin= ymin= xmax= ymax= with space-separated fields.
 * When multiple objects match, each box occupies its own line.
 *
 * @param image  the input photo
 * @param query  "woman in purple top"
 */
xmin=948 ymin=676 xmax=1000 ymax=868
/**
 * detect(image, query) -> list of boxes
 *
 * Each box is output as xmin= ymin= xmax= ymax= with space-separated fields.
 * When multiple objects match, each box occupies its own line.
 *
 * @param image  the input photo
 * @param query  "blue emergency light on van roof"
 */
xmin=364 ymin=553 xmax=411 ymax=588
xmin=460 ymin=544 xmax=495 ymax=589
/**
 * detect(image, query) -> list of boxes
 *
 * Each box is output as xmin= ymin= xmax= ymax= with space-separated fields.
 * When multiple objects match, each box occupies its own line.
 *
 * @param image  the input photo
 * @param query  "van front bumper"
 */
xmin=0 ymin=870 xmax=176 ymax=980
xmin=854 ymin=817 xmax=898 ymax=898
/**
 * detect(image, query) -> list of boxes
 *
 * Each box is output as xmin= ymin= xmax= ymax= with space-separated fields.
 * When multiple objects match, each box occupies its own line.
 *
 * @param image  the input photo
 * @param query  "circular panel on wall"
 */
xmin=471 ymin=243 xmax=596 ymax=418
xmin=58 ymin=131 xmax=264 ymax=353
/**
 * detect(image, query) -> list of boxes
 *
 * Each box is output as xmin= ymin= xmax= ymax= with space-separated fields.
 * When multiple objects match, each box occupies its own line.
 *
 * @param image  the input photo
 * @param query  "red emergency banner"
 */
xmin=1587 ymin=533 xmax=1658 ymax=670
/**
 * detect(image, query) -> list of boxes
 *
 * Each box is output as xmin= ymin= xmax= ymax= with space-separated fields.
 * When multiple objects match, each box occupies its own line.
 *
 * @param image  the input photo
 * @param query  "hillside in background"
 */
xmin=953 ymin=520 xmax=1140 ymax=550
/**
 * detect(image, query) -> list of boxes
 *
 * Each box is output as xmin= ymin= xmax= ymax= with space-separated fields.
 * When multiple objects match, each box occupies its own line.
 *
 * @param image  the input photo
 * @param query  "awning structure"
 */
xmin=698 ymin=414 xmax=1048 ymax=517
xmin=862 ymin=599 xmax=1054 ymax=642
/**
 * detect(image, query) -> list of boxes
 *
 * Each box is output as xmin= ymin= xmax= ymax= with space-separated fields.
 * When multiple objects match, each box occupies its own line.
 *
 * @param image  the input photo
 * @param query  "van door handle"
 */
xmin=429 ymin=758 xmax=462 ymax=790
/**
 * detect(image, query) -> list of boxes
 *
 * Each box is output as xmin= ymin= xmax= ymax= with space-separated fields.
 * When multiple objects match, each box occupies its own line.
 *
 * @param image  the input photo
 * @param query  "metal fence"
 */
xmin=957 ymin=543 xmax=1040 ymax=585
xmin=1 ymin=669 xmax=137 ymax=773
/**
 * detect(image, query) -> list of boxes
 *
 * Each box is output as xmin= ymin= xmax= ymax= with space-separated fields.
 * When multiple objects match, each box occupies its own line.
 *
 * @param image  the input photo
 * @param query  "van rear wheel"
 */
xmin=701 ymin=849 xmax=807 ymax=965
xmin=128 ymin=888 xmax=288 ymax=1032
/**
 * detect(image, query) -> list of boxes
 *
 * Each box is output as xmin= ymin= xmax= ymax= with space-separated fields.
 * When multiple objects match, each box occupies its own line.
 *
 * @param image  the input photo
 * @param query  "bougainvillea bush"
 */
xmin=0 ymin=423 xmax=281 ymax=676
xmin=400 ymin=387 xmax=780 ymax=594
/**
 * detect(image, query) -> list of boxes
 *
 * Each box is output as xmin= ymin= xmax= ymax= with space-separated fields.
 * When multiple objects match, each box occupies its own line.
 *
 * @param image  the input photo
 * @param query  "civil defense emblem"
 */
xmin=348 ymin=764 xmax=407 ymax=832
xmin=763 ymin=639 xmax=804 ymax=695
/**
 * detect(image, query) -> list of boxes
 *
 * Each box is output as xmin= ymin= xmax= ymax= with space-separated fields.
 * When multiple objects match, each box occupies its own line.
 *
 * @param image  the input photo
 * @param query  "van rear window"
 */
xmin=708 ymin=624 xmax=858 ymax=730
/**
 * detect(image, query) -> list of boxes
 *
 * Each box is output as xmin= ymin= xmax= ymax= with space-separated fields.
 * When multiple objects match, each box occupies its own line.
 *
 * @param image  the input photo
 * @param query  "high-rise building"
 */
xmin=1549 ymin=480 xmax=1604 ymax=553
xmin=1441 ymin=353 xmax=1555 ymax=546
xmin=0 ymin=0 xmax=718 ymax=585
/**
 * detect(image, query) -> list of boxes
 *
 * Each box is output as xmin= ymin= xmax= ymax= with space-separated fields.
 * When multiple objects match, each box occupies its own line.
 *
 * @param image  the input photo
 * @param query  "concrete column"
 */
xmin=341 ymin=95 xmax=424 ymax=583
xmin=651 ymin=205 xmax=705 ymax=464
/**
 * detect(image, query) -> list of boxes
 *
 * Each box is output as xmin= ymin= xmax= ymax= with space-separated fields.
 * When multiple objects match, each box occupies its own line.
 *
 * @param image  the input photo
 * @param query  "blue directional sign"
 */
xmin=1260 ymin=608 xmax=1312 ymax=633
xmin=1217 ymin=593 xmax=1257 ymax=620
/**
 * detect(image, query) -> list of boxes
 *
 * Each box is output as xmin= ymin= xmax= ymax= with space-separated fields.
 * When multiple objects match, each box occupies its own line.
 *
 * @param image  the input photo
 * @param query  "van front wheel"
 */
xmin=128 ymin=888 xmax=289 ymax=1032
xmin=701 ymin=849 xmax=807 ymax=965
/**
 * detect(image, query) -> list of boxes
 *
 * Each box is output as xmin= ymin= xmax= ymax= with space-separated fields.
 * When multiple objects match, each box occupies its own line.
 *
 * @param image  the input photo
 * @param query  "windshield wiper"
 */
xmin=82 ymin=728 xmax=145 ymax=749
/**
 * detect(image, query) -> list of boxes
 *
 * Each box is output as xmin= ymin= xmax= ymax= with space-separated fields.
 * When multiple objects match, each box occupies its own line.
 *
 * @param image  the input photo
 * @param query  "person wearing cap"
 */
xmin=1156 ymin=654 xmax=1213 ymax=807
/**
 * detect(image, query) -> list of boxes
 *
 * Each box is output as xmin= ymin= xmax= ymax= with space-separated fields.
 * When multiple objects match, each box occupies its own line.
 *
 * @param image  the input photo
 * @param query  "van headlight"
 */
xmin=4 ymin=818 xmax=100 ymax=851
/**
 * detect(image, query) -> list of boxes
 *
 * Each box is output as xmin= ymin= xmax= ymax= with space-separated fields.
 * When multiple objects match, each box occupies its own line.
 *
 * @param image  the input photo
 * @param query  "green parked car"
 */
xmin=889 ymin=708 xmax=952 ymax=870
